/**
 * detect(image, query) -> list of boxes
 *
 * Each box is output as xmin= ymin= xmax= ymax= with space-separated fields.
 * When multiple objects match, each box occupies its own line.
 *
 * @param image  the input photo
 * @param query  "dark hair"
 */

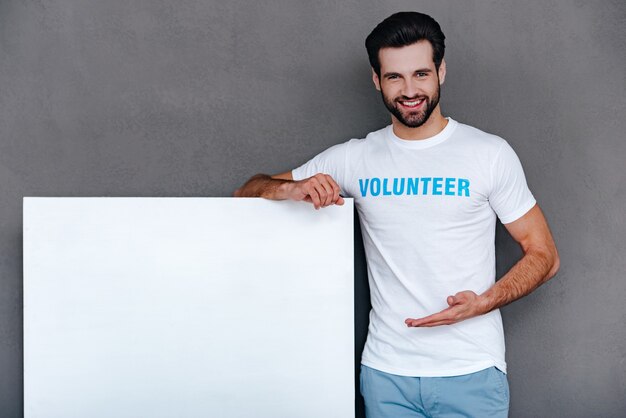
xmin=365 ymin=12 xmax=446 ymax=77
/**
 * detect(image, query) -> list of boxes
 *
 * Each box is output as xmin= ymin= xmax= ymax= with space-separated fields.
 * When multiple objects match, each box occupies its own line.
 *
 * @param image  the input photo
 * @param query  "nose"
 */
xmin=401 ymin=78 xmax=420 ymax=99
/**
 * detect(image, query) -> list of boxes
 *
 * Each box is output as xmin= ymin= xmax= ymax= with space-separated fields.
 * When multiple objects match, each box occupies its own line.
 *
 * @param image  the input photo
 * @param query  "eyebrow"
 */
xmin=383 ymin=68 xmax=433 ymax=78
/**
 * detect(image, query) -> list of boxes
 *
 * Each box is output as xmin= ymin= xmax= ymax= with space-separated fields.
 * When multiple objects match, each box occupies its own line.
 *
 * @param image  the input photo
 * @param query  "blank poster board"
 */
xmin=23 ymin=197 xmax=354 ymax=418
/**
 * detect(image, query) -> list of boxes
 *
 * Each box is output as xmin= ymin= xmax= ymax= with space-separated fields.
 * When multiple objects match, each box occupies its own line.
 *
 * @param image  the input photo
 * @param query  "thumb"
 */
xmin=447 ymin=295 xmax=457 ymax=306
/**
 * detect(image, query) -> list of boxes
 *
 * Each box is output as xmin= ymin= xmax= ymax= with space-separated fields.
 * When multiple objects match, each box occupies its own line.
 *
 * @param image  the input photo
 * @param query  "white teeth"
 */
xmin=401 ymin=99 xmax=423 ymax=106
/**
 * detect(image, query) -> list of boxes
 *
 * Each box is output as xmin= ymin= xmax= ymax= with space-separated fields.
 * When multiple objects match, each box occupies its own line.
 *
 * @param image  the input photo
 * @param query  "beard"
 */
xmin=380 ymin=82 xmax=441 ymax=128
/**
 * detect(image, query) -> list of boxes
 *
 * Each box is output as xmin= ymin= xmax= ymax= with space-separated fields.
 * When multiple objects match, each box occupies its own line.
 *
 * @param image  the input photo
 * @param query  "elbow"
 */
xmin=545 ymin=248 xmax=560 ymax=281
xmin=549 ymin=253 xmax=560 ymax=279
xmin=232 ymin=174 xmax=268 ymax=198
xmin=528 ymin=245 xmax=560 ymax=284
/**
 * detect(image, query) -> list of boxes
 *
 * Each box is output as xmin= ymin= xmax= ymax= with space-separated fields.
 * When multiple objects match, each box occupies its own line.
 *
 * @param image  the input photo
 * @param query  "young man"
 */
xmin=234 ymin=11 xmax=559 ymax=418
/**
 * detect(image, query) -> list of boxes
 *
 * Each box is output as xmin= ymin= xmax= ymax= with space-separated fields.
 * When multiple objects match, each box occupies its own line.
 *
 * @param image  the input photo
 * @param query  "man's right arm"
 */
xmin=233 ymin=171 xmax=345 ymax=210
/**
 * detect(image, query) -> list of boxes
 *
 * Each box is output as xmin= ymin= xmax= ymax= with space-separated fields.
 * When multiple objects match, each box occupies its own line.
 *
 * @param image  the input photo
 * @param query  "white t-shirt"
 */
xmin=291 ymin=117 xmax=536 ymax=377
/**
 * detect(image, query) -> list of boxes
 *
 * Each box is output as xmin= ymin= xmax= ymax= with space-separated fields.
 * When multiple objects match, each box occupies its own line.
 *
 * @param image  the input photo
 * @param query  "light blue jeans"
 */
xmin=360 ymin=364 xmax=510 ymax=418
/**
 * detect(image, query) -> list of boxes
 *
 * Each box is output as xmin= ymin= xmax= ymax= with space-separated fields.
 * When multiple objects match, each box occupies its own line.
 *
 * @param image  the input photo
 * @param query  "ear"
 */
xmin=438 ymin=58 xmax=446 ymax=85
xmin=372 ymin=68 xmax=381 ymax=91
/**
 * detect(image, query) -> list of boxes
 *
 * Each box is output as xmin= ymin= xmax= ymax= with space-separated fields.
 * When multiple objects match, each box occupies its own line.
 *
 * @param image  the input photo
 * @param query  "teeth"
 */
xmin=401 ymin=99 xmax=423 ymax=106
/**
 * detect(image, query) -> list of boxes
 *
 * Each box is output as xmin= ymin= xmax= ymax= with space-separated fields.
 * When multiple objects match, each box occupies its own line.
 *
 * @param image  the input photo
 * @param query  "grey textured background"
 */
xmin=1 ymin=0 xmax=625 ymax=417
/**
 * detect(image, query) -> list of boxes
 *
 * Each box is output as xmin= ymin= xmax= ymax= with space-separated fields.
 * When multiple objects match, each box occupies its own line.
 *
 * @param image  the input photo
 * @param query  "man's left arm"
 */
xmin=406 ymin=204 xmax=560 ymax=327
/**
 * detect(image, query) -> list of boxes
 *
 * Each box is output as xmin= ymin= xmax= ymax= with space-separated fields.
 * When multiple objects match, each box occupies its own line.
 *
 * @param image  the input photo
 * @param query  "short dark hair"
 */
xmin=365 ymin=12 xmax=446 ymax=77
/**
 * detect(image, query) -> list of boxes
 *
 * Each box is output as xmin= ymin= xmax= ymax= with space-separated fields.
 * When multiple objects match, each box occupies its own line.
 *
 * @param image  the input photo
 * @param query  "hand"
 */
xmin=405 ymin=291 xmax=488 ymax=327
xmin=286 ymin=173 xmax=345 ymax=210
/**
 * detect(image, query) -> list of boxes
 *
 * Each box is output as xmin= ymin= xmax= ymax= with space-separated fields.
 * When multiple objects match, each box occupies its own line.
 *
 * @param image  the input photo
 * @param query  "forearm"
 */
xmin=233 ymin=174 xmax=292 ymax=200
xmin=479 ymin=248 xmax=560 ymax=312
xmin=407 ymin=206 xmax=560 ymax=328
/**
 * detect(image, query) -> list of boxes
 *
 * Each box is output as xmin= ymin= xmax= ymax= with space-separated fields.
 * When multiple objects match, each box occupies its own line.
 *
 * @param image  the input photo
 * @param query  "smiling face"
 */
xmin=372 ymin=40 xmax=446 ymax=129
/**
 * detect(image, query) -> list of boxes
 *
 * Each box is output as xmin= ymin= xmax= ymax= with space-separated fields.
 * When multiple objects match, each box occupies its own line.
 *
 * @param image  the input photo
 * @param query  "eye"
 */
xmin=387 ymin=75 xmax=398 ymax=80
xmin=416 ymin=72 xmax=428 ymax=78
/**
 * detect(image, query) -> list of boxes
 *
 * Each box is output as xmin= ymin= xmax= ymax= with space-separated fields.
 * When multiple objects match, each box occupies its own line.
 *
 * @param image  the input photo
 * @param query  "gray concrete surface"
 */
xmin=1 ymin=0 xmax=624 ymax=416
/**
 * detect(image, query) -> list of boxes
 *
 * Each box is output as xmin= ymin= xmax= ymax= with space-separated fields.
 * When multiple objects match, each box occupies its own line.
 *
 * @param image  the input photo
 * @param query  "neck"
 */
xmin=391 ymin=106 xmax=448 ymax=140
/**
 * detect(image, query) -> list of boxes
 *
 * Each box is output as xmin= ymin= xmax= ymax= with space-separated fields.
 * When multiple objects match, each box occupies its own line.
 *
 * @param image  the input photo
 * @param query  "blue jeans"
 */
xmin=360 ymin=364 xmax=509 ymax=418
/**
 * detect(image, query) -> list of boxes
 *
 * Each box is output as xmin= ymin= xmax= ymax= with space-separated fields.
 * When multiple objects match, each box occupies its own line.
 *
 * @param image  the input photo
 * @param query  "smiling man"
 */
xmin=234 ymin=11 xmax=559 ymax=418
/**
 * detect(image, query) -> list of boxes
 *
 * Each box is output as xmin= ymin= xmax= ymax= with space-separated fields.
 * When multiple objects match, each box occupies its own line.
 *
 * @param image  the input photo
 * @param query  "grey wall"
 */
xmin=1 ymin=0 xmax=624 ymax=417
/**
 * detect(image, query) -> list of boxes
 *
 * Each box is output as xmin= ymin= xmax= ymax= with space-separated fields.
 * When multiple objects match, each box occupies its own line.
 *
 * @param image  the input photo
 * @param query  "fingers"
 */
xmin=318 ymin=177 xmax=335 ymax=207
xmin=407 ymin=319 xmax=455 ymax=327
xmin=300 ymin=173 xmax=345 ymax=209
xmin=405 ymin=309 xmax=454 ymax=327
xmin=406 ymin=291 xmax=483 ymax=327
xmin=327 ymin=176 xmax=343 ymax=206
xmin=306 ymin=184 xmax=323 ymax=209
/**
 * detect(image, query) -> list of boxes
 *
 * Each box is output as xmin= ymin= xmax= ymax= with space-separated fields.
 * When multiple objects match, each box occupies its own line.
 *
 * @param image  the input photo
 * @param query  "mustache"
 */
xmin=396 ymin=96 xmax=427 ymax=102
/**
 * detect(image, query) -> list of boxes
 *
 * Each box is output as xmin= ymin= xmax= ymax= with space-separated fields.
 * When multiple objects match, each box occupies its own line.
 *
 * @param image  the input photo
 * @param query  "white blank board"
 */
xmin=24 ymin=197 xmax=354 ymax=418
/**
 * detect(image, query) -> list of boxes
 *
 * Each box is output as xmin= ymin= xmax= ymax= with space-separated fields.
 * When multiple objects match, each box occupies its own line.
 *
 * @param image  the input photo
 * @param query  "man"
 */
xmin=234 ymin=11 xmax=559 ymax=418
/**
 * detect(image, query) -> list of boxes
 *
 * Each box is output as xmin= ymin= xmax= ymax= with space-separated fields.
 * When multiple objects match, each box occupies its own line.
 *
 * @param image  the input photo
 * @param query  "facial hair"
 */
xmin=380 ymin=81 xmax=441 ymax=128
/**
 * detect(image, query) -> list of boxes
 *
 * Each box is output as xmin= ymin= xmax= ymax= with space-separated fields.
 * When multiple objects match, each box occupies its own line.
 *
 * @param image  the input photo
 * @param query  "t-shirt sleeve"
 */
xmin=489 ymin=141 xmax=536 ymax=224
xmin=291 ymin=141 xmax=350 ymax=195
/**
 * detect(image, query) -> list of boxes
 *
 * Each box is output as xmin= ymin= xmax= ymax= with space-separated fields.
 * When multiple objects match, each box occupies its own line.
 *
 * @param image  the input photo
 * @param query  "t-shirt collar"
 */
xmin=387 ymin=117 xmax=457 ymax=149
